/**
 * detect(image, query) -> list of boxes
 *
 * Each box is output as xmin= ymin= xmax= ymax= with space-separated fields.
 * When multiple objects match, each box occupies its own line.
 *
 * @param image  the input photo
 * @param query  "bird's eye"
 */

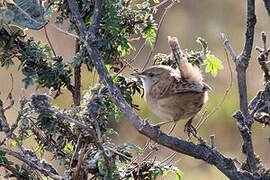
xmin=148 ymin=73 xmax=154 ymax=77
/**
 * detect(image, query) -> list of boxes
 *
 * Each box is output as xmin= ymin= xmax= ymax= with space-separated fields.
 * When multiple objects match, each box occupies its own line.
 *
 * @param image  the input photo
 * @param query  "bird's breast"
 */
xmin=145 ymin=91 xmax=208 ymax=121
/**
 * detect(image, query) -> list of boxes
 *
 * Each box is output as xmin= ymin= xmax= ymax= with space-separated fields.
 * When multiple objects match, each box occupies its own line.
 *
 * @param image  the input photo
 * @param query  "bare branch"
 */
xmin=210 ymin=135 xmax=215 ymax=149
xmin=220 ymin=0 xmax=258 ymax=173
xmin=51 ymin=24 xmax=80 ymax=40
xmin=256 ymin=32 xmax=270 ymax=82
xmin=0 ymin=147 xmax=65 ymax=180
xmin=142 ymin=1 xmax=177 ymax=70
xmin=262 ymin=0 xmax=270 ymax=17
xmin=221 ymin=33 xmax=237 ymax=63
xmin=73 ymin=39 xmax=82 ymax=106
xmin=87 ymin=101 xmax=112 ymax=179
xmin=30 ymin=94 xmax=93 ymax=131
xmin=44 ymin=25 xmax=56 ymax=56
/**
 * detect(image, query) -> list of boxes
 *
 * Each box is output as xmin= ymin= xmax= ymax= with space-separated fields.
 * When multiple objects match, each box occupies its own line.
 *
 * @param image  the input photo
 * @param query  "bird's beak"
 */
xmin=131 ymin=72 xmax=144 ymax=78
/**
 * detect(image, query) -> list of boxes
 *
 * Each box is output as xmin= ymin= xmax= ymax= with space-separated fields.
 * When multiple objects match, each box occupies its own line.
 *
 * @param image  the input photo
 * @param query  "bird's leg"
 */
xmin=168 ymin=122 xmax=177 ymax=135
xmin=153 ymin=119 xmax=174 ymax=128
xmin=184 ymin=117 xmax=197 ymax=139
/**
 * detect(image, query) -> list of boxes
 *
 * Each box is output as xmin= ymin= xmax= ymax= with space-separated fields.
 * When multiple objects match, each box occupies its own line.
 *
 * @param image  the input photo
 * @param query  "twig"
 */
xmin=255 ymin=32 xmax=270 ymax=82
xmin=44 ymin=25 xmax=56 ymax=56
xmin=195 ymin=36 xmax=234 ymax=130
xmin=113 ymin=42 xmax=145 ymax=80
xmin=142 ymin=1 xmax=177 ymax=70
xmin=139 ymin=146 xmax=159 ymax=163
xmin=220 ymin=33 xmax=237 ymax=63
xmin=72 ymin=144 xmax=87 ymax=180
xmin=210 ymin=135 xmax=215 ymax=148
xmin=73 ymin=39 xmax=82 ymax=106
xmin=160 ymin=151 xmax=177 ymax=164
xmin=3 ymin=74 xmax=14 ymax=111
xmin=30 ymin=94 xmax=94 ymax=131
xmin=128 ymin=138 xmax=151 ymax=166
xmin=0 ymin=147 xmax=65 ymax=180
xmin=151 ymin=0 xmax=170 ymax=10
xmin=0 ymin=97 xmax=29 ymax=146
xmin=262 ymin=0 xmax=270 ymax=17
xmin=87 ymin=101 xmax=112 ymax=179
xmin=51 ymin=24 xmax=81 ymax=39
xmin=220 ymin=0 xmax=258 ymax=173
xmin=11 ymin=2 xmax=45 ymax=28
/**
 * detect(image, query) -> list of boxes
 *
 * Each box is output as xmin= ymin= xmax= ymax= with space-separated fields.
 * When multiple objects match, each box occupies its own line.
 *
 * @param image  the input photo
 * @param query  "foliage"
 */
xmin=154 ymin=37 xmax=223 ymax=76
xmin=0 ymin=0 xmax=221 ymax=179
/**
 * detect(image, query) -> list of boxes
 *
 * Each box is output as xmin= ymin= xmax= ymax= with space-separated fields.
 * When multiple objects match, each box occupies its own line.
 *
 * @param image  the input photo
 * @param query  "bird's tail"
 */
xmin=168 ymin=36 xmax=202 ymax=83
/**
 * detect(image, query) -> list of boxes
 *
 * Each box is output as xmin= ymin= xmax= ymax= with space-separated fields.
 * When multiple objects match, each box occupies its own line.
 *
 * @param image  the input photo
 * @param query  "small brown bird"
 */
xmin=132 ymin=53 xmax=211 ymax=135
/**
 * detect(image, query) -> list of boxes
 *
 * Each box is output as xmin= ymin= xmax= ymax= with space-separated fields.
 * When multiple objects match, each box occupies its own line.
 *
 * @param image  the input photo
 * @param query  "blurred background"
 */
xmin=1 ymin=0 xmax=270 ymax=179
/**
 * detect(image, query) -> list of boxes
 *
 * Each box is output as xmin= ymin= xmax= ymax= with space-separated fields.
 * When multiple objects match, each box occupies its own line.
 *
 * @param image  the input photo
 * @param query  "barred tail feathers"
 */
xmin=168 ymin=36 xmax=202 ymax=83
xmin=179 ymin=58 xmax=202 ymax=83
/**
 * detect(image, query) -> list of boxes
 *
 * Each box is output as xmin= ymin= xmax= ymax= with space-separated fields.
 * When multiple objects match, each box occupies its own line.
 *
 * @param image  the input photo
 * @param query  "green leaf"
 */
xmin=15 ymin=164 xmax=20 ymax=171
xmin=163 ymin=170 xmax=168 ymax=176
xmin=0 ymin=150 xmax=6 ymax=156
xmin=10 ymin=141 xmax=17 ymax=147
xmin=196 ymin=37 xmax=208 ymax=53
xmin=205 ymin=63 xmax=212 ymax=73
xmin=114 ymin=108 xmax=121 ymax=122
xmin=211 ymin=61 xmax=224 ymax=69
xmin=173 ymin=168 xmax=184 ymax=180
xmin=121 ymin=143 xmax=143 ymax=154
xmin=211 ymin=65 xmax=218 ymax=77
xmin=206 ymin=54 xmax=223 ymax=69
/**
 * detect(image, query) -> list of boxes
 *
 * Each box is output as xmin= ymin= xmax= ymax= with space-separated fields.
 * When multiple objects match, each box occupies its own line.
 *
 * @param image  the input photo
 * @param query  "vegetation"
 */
xmin=0 ymin=0 xmax=269 ymax=180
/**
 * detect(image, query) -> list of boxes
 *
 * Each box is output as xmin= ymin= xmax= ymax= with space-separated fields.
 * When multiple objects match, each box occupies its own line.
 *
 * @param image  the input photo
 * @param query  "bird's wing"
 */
xmin=169 ymin=78 xmax=204 ymax=94
xmin=202 ymin=82 xmax=212 ymax=91
xmin=150 ymin=76 xmax=205 ymax=99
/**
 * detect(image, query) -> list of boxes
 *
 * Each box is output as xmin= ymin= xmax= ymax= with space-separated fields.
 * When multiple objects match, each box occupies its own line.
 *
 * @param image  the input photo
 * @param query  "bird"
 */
xmin=132 ymin=48 xmax=211 ymax=136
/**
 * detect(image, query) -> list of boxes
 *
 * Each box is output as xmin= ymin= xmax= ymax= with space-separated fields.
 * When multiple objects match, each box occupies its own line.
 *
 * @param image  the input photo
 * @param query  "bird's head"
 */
xmin=131 ymin=65 xmax=173 ymax=91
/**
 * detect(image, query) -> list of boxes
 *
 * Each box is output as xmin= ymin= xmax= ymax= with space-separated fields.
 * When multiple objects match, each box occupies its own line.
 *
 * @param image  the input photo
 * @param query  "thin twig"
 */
xmin=3 ymin=74 xmax=14 ymax=111
xmin=151 ymin=0 xmax=170 ymax=10
xmin=87 ymin=98 xmax=112 ymax=179
xmin=51 ymin=24 xmax=81 ymax=39
xmin=113 ymin=41 xmax=146 ymax=80
xmin=0 ymin=147 xmax=65 ymax=180
xmin=195 ymin=36 xmax=234 ymax=130
xmin=160 ymin=151 xmax=177 ymax=164
xmin=210 ymin=135 xmax=215 ymax=148
xmin=72 ymin=144 xmax=87 ymax=180
xmin=128 ymin=138 xmax=151 ymax=166
xmin=142 ymin=1 xmax=177 ymax=70
xmin=73 ymin=39 xmax=82 ymax=106
xmin=220 ymin=33 xmax=237 ymax=63
xmin=44 ymin=25 xmax=56 ymax=56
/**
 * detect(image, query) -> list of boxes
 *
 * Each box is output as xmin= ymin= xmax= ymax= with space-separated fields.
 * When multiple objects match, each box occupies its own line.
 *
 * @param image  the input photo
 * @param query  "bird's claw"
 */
xmin=153 ymin=124 xmax=161 ymax=129
xmin=184 ymin=121 xmax=197 ymax=139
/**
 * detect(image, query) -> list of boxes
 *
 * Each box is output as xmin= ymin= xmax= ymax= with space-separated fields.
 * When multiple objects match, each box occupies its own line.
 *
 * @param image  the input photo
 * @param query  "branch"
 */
xmin=221 ymin=0 xmax=258 ymax=173
xmin=262 ymin=0 xmax=270 ymax=17
xmin=30 ymin=94 xmax=94 ymax=132
xmin=256 ymin=32 xmax=270 ymax=82
xmin=142 ymin=0 xmax=177 ymax=70
xmin=73 ymin=39 xmax=82 ymax=106
xmin=0 ymin=162 xmax=28 ymax=179
xmin=66 ymin=0 xmax=252 ymax=179
xmin=0 ymin=147 xmax=65 ymax=180
xmin=87 ymin=101 xmax=112 ymax=180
